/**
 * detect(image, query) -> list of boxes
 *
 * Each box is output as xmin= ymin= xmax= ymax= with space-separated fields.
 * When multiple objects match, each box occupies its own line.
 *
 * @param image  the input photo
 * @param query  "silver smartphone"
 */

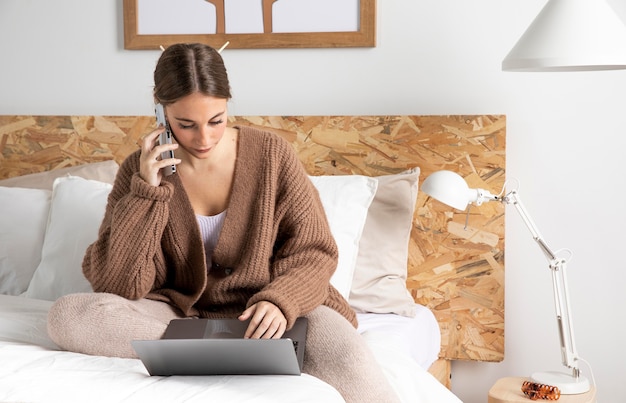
xmin=155 ymin=103 xmax=176 ymax=176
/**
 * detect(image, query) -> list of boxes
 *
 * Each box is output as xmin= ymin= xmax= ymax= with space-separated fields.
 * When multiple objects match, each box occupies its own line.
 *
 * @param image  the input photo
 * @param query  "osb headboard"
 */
xmin=0 ymin=115 xmax=505 ymax=366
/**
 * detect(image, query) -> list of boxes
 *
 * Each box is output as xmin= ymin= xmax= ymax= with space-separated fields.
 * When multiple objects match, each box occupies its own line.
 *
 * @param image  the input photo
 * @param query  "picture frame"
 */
xmin=123 ymin=0 xmax=376 ymax=50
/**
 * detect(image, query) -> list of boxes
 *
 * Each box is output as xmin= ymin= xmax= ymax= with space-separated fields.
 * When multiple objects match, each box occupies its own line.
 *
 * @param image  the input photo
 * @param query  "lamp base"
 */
xmin=531 ymin=371 xmax=590 ymax=395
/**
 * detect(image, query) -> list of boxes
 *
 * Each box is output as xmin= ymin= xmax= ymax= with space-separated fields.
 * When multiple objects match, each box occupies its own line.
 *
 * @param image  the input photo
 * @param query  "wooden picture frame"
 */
xmin=123 ymin=0 xmax=376 ymax=50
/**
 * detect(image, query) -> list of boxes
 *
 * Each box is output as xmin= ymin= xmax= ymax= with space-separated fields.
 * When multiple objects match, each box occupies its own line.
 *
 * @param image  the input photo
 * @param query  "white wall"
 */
xmin=1 ymin=1 xmax=625 ymax=402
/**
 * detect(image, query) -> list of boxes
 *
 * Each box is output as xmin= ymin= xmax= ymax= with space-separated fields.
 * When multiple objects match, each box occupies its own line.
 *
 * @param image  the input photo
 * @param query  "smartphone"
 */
xmin=155 ymin=103 xmax=176 ymax=176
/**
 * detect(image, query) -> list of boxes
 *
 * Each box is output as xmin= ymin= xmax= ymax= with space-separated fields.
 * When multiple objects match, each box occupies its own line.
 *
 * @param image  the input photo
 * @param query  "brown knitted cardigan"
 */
xmin=82 ymin=125 xmax=357 ymax=329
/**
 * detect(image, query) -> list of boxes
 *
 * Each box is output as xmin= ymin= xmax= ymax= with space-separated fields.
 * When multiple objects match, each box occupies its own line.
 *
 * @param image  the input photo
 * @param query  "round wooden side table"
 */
xmin=488 ymin=377 xmax=596 ymax=403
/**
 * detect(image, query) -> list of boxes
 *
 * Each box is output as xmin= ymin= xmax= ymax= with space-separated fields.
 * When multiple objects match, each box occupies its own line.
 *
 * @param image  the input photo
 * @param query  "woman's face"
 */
xmin=165 ymin=92 xmax=229 ymax=160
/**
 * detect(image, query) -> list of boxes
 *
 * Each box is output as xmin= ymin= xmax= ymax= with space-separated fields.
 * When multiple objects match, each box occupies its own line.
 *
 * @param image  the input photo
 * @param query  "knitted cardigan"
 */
xmin=82 ymin=125 xmax=357 ymax=329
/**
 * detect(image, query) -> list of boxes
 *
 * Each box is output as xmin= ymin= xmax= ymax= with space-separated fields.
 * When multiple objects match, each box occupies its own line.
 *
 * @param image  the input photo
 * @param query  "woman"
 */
xmin=48 ymin=43 xmax=398 ymax=402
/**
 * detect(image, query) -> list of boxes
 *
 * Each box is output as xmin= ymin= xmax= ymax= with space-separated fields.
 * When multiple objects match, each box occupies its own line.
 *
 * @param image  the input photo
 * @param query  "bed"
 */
xmin=0 ymin=114 xmax=506 ymax=402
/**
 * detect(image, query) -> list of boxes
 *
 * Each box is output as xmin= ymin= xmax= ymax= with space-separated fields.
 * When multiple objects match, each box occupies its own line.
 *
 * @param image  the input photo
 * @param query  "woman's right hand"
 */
xmin=139 ymin=126 xmax=180 ymax=187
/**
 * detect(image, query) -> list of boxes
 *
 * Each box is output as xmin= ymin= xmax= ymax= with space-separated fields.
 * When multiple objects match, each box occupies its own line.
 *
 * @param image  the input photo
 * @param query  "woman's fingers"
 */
xmin=240 ymin=301 xmax=287 ymax=339
xmin=139 ymin=126 xmax=179 ymax=186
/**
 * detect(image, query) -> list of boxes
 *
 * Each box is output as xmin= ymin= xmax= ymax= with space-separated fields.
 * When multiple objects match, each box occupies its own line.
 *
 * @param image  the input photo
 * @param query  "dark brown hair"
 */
xmin=153 ymin=43 xmax=232 ymax=105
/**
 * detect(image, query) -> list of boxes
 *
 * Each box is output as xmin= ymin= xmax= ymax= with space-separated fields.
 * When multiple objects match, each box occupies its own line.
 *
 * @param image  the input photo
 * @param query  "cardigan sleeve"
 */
xmin=82 ymin=152 xmax=174 ymax=300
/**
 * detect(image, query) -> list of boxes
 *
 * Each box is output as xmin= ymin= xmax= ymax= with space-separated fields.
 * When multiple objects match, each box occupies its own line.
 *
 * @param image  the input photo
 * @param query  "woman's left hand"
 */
xmin=239 ymin=301 xmax=287 ymax=339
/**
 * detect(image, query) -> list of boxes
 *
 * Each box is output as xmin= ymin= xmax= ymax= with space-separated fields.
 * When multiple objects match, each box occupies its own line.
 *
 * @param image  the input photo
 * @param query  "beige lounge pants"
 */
xmin=48 ymin=293 xmax=399 ymax=403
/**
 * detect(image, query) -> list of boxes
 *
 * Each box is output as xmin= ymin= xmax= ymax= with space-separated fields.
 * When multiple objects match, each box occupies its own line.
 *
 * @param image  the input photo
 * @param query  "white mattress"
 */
xmin=0 ymin=294 xmax=461 ymax=403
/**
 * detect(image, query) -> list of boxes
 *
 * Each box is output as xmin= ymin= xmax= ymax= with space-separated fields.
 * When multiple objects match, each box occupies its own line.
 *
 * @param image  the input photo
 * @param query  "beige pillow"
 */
xmin=0 ymin=160 xmax=119 ymax=190
xmin=348 ymin=168 xmax=420 ymax=317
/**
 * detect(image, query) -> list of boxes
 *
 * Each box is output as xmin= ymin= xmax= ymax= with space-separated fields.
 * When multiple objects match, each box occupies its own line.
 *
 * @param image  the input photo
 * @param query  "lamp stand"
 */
xmin=502 ymin=190 xmax=590 ymax=395
xmin=531 ymin=371 xmax=590 ymax=395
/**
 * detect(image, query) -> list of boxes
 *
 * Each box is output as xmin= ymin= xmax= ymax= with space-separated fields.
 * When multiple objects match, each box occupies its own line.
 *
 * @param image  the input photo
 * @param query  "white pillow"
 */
xmin=22 ymin=176 xmax=112 ymax=301
xmin=0 ymin=187 xmax=51 ymax=295
xmin=309 ymin=175 xmax=378 ymax=299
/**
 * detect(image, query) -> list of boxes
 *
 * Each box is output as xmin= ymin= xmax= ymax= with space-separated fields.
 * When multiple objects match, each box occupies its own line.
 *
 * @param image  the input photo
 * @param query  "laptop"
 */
xmin=132 ymin=317 xmax=307 ymax=376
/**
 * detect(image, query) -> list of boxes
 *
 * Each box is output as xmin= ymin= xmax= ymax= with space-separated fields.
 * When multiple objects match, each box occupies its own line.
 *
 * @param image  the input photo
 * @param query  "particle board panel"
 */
xmin=0 ymin=114 xmax=506 ymax=363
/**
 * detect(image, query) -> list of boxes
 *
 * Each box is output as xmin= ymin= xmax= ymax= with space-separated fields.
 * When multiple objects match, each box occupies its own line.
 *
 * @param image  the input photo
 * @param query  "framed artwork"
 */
xmin=123 ymin=0 xmax=376 ymax=50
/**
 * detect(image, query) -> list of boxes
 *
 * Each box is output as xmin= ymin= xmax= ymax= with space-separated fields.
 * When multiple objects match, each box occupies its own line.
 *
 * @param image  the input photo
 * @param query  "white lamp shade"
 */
xmin=502 ymin=0 xmax=626 ymax=71
xmin=421 ymin=170 xmax=474 ymax=211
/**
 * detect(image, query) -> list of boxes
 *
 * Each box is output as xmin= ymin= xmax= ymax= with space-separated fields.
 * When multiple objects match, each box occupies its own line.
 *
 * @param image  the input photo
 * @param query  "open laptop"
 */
xmin=132 ymin=317 xmax=307 ymax=376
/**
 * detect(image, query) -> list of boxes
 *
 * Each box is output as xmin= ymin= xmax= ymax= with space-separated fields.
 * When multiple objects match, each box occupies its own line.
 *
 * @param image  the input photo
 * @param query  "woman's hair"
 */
xmin=153 ymin=43 xmax=232 ymax=105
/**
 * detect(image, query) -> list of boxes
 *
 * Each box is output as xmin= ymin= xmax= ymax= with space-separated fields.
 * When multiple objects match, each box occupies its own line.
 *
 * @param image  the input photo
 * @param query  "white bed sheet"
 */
xmin=0 ymin=294 xmax=461 ymax=403
xmin=357 ymin=303 xmax=441 ymax=371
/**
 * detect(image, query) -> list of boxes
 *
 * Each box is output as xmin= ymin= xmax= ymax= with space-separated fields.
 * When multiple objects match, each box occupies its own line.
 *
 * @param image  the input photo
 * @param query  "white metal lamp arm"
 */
xmin=500 ymin=190 xmax=581 ymax=378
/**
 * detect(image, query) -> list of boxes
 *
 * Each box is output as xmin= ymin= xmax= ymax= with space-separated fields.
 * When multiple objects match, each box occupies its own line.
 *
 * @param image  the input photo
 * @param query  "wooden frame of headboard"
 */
xmin=0 ymin=115 xmax=506 ymax=387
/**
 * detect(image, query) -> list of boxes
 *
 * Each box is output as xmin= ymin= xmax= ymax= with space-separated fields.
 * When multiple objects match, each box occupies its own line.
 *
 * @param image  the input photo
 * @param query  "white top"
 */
xmin=196 ymin=210 xmax=227 ymax=269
